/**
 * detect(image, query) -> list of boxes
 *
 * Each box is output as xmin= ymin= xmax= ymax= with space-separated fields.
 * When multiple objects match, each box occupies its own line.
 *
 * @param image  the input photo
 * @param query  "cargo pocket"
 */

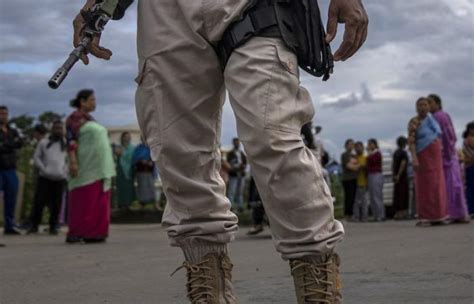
xmin=135 ymin=58 xmax=163 ymax=160
xmin=264 ymin=40 xmax=315 ymax=134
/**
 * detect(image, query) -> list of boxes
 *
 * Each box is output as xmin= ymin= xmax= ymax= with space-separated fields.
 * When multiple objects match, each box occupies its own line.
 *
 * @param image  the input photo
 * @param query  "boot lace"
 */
xmin=291 ymin=260 xmax=333 ymax=303
xmin=171 ymin=259 xmax=215 ymax=304
xmin=221 ymin=257 xmax=233 ymax=278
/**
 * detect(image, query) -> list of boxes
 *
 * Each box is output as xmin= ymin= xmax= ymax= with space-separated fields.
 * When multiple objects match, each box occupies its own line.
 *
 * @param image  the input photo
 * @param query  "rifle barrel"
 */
xmin=48 ymin=36 xmax=92 ymax=89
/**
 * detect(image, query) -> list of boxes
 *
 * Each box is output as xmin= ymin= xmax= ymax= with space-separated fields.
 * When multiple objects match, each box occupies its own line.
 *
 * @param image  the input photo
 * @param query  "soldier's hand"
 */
xmin=73 ymin=0 xmax=113 ymax=65
xmin=326 ymin=0 xmax=369 ymax=61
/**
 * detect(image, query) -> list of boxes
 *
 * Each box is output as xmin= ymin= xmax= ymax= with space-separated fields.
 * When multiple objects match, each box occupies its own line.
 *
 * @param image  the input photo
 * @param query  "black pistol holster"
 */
xmin=217 ymin=0 xmax=334 ymax=81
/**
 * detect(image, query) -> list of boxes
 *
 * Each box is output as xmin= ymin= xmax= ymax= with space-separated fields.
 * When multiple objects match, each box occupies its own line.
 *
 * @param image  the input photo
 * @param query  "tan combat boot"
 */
xmin=173 ymin=252 xmax=239 ymax=304
xmin=290 ymin=253 xmax=342 ymax=304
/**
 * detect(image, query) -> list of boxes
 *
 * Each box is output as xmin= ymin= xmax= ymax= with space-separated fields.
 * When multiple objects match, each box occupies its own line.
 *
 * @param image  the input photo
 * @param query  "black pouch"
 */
xmin=273 ymin=0 xmax=334 ymax=80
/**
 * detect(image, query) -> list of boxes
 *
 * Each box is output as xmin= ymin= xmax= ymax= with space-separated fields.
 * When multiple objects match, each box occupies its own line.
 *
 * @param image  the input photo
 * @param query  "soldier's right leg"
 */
xmin=135 ymin=0 xmax=240 ymax=302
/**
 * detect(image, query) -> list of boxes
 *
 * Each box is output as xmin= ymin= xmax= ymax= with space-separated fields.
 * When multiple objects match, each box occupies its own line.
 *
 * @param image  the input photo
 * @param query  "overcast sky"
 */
xmin=1 ymin=0 xmax=473 ymax=157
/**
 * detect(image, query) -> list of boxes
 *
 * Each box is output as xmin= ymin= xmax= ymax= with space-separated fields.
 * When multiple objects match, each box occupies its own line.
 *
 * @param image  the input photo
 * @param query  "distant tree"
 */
xmin=9 ymin=114 xmax=35 ymax=138
xmin=38 ymin=111 xmax=64 ymax=130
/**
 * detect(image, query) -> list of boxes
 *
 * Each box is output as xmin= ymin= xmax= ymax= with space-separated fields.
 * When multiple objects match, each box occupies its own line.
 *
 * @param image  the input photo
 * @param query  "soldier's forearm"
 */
xmin=82 ymin=0 xmax=133 ymax=20
xmin=112 ymin=0 xmax=134 ymax=20
xmin=100 ymin=0 xmax=120 ymax=16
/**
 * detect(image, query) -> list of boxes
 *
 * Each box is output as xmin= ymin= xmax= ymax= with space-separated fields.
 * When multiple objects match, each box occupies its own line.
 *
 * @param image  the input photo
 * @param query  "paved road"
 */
xmin=1 ymin=221 xmax=473 ymax=304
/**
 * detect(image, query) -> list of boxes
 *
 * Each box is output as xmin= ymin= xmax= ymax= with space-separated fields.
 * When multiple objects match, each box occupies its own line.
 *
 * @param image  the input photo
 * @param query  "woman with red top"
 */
xmin=367 ymin=138 xmax=385 ymax=221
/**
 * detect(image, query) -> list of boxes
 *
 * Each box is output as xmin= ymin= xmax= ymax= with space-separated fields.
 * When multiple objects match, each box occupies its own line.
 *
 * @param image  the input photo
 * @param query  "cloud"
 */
xmin=321 ymin=83 xmax=374 ymax=109
xmin=0 ymin=1 xmax=139 ymax=127
xmin=0 ymin=0 xmax=472 ymax=157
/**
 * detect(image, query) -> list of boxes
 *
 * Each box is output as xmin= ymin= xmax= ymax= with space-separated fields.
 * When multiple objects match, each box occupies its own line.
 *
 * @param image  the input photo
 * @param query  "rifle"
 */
xmin=48 ymin=0 xmax=119 ymax=89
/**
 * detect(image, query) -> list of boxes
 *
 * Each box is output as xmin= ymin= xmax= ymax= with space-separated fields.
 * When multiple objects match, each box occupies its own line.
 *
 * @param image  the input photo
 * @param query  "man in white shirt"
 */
xmin=28 ymin=121 xmax=68 ymax=235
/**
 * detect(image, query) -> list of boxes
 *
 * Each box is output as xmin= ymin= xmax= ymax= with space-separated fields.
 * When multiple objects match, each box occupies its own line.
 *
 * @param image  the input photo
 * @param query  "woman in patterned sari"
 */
xmin=408 ymin=97 xmax=448 ymax=227
xmin=66 ymin=89 xmax=116 ymax=243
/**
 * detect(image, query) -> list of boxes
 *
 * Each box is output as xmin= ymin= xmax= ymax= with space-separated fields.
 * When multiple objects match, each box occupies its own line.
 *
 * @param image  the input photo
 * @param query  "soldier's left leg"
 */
xmin=225 ymin=37 xmax=344 ymax=258
xmin=224 ymin=36 xmax=344 ymax=303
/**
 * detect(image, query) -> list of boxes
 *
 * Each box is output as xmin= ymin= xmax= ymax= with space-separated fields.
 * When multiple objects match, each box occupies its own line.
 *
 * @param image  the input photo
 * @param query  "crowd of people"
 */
xmin=341 ymin=138 xmax=387 ymax=222
xmin=1 ymin=92 xmax=473 ymax=240
xmin=0 ymin=89 xmax=160 ymax=242
xmin=340 ymin=94 xmax=474 ymax=226
xmin=408 ymin=95 xmax=472 ymax=226
xmin=113 ymin=131 xmax=161 ymax=212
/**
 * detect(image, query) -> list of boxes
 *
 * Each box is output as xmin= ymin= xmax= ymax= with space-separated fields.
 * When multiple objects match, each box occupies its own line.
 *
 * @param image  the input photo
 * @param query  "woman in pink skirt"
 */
xmin=65 ymin=89 xmax=116 ymax=243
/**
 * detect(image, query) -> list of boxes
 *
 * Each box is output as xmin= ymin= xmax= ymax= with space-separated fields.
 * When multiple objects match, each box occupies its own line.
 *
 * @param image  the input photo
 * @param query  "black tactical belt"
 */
xmin=217 ymin=7 xmax=280 ymax=67
xmin=217 ymin=0 xmax=334 ymax=81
